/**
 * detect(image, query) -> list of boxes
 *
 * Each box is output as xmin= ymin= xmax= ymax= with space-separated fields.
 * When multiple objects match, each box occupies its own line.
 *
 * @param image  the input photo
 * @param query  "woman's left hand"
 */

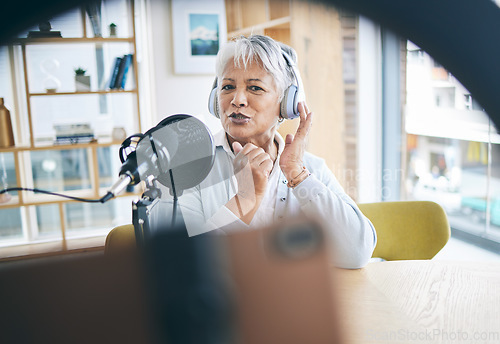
xmin=280 ymin=102 xmax=313 ymax=181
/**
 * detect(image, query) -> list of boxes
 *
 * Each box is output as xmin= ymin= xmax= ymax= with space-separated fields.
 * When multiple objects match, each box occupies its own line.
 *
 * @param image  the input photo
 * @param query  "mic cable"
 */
xmin=0 ymin=187 xmax=110 ymax=203
xmin=1 ymin=134 xmax=148 ymax=204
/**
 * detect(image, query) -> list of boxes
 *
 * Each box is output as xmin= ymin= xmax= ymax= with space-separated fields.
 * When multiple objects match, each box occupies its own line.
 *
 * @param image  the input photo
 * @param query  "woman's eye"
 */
xmin=249 ymin=86 xmax=263 ymax=92
xmin=221 ymin=84 xmax=234 ymax=91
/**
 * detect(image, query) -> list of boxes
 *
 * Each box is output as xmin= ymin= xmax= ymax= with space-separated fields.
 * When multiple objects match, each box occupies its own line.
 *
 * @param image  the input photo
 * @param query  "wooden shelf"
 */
xmin=228 ymin=16 xmax=290 ymax=38
xmin=0 ymin=139 xmax=123 ymax=153
xmin=29 ymin=89 xmax=137 ymax=97
xmin=11 ymin=37 xmax=134 ymax=45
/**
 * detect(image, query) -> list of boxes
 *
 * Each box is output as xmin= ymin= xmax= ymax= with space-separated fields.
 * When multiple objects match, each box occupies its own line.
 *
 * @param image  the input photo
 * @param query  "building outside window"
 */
xmin=405 ymin=41 xmax=500 ymax=245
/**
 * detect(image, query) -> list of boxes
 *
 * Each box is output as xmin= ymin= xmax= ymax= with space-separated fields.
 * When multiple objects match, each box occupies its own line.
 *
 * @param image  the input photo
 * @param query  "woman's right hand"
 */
xmin=232 ymin=141 xmax=273 ymax=202
xmin=226 ymin=141 xmax=273 ymax=223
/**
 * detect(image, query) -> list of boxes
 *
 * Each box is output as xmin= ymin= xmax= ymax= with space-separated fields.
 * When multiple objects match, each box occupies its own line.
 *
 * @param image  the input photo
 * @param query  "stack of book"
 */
xmin=108 ymin=54 xmax=133 ymax=90
xmin=54 ymin=124 xmax=95 ymax=144
xmin=27 ymin=31 xmax=62 ymax=38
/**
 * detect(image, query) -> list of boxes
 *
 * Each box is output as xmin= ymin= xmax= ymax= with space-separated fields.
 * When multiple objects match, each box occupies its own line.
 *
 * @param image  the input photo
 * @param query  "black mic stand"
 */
xmin=132 ymin=177 xmax=159 ymax=248
xmin=132 ymin=173 xmax=187 ymax=248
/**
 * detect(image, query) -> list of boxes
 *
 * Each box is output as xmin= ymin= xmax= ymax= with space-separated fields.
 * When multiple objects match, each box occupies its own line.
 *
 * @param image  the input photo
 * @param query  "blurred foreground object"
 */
xmin=0 ymin=218 xmax=343 ymax=344
xmin=0 ymin=250 xmax=154 ymax=343
xmin=226 ymin=218 xmax=344 ymax=344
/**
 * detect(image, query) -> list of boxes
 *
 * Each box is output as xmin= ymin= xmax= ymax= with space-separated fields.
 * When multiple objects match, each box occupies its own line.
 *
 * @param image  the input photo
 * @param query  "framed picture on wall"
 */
xmin=171 ymin=0 xmax=227 ymax=74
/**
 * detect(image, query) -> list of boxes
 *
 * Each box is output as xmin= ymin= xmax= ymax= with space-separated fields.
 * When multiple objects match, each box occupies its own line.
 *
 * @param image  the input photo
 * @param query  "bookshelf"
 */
xmin=0 ymin=0 xmax=142 ymax=258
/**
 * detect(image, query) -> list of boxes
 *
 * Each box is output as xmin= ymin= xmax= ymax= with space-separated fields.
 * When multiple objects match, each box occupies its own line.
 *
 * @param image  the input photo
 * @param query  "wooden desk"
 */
xmin=336 ymin=261 xmax=500 ymax=344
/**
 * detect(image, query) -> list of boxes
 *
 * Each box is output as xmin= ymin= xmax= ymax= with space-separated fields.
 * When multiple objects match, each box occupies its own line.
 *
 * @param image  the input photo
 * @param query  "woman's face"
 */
xmin=218 ymin=60 xmax=281 ymax=146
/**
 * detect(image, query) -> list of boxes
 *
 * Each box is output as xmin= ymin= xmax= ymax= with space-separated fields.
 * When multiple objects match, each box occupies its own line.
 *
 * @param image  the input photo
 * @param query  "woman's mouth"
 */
xmin=229 ymin=113 xmax=251 ymax=124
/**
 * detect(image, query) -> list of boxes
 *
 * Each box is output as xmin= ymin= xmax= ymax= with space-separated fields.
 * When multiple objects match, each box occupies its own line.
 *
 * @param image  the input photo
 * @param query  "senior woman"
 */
xmin=154 ymin=35 xmax=376 ymax=268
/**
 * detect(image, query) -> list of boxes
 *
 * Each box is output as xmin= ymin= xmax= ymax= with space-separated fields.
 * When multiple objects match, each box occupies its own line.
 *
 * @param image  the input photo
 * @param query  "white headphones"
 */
xmin=208 ymin=49 xmax=305 ymax=120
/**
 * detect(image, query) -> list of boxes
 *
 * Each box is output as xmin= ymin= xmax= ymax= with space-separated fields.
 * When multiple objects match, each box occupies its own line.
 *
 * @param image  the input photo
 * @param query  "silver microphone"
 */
xmin=107 ymin=172 xmax=134 ymax=199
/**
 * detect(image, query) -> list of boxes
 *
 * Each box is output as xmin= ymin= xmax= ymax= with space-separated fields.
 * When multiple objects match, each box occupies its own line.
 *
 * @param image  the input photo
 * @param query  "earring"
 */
xmin=278 ymin=117 xmax=285 ymax=123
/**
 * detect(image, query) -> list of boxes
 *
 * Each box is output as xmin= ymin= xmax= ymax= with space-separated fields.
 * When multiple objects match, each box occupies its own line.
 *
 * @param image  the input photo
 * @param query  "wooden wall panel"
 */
xmin=289 ymin=0 xmax=345 ymax=180
xmin=241 ymin=0 xmax=268 ymax=28
xmin=225 ymin=0 xmax=242 ymax=32
xmin=264 ymin=28 xmax=291 ymax=45
xmin=269 ymin=0 xmax=291 ymax=20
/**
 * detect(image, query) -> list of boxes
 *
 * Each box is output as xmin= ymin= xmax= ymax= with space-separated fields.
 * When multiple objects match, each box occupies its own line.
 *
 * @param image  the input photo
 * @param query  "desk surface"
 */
xmin=336 ymin=260 xmax=500 ymax=344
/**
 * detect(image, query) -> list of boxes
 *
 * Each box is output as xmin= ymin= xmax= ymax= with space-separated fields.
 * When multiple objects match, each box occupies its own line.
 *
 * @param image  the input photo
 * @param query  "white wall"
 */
xmin=145 ymin=0 xmax=223 ymax=133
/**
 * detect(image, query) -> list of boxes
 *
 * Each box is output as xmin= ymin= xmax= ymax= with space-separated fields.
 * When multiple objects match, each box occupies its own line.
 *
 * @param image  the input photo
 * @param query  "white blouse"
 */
xmin=152 ymin=130 xmax=377 ymax=269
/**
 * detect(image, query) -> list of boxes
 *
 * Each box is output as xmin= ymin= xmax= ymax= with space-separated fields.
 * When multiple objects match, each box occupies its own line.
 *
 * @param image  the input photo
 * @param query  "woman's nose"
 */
xmin=231 ymin=89 xmax=247 ymax=108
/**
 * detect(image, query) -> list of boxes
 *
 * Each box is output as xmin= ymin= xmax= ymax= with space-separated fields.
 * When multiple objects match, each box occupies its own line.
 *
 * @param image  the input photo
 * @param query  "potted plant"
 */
xmin=74 ymin=67 xmax=90 ymax=91
xmin=109 ymin=23 xmax=117 ymax=37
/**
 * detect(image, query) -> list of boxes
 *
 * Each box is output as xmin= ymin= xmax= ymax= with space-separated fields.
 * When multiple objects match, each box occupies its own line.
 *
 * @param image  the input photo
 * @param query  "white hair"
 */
xmin=215 ymin=35 xmax=297 ymax=101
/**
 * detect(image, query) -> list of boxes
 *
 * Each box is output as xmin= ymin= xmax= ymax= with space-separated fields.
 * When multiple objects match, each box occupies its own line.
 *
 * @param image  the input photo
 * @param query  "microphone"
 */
xmin=102 ymin=150 xmax=142 ymax=202
xmin=102 ymin=114 xmax=215 ymax=202
xmin=105 ymin=175 xmax=131 ymax=202
xmin=102 ymin=137 xmax=167 ymax=202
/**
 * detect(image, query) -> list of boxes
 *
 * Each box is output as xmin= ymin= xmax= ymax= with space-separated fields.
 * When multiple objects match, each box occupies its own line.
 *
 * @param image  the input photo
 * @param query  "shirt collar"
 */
xmin=213 ymin=129 xmax=285 ymax=158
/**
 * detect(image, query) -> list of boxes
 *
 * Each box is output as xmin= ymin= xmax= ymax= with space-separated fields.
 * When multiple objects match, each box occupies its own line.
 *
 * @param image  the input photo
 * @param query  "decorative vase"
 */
xmin=40 ymin=58 xmax=61 ymax=93
xmin=75 ymin=75 xmax=91 ymax=91
xmin=112 ymin=127 xmax=126 ymax=142
xmin=0 ymin=98 xmax=15 ymax=148
xmin=109 ymin=25 xmax=117 ymax=37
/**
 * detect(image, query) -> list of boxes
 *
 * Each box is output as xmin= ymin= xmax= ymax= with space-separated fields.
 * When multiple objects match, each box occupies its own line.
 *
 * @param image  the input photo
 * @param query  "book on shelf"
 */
xmin=54 ymin=135 xmax=96 ymax=145
xmin=108 ymin=56 xmax=123 ymax=89
xmin=108 ymin=54 xmax=134 ymax=90
xmin=53 ymin=123 xmax=95 ymax=144
xmin=117 ymin=54 xmax=133 ymax=89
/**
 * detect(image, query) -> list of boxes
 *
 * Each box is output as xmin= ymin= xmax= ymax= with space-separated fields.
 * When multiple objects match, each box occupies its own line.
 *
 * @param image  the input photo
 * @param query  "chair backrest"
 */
xmin=105 ymin=201 xmax=450 ymax=260
xmin=358 ymin=201 xmax=450 ymax=260
xmin=105 ymin=224 xmax=136 ymax=254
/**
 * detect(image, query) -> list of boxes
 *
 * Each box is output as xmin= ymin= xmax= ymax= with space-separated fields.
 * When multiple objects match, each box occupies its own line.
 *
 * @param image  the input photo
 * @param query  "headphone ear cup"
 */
xmin=214 ymin=96 xmax=220 ymax=118
xmin=208 ymin=86 xmax=220 ymax=118
xmin=280 ymin=85 xmax=299 ymax=120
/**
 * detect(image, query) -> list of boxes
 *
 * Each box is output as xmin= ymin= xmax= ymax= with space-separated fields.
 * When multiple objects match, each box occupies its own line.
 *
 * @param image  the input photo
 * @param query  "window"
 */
xmin=404 ymin=43 xmax=500 ymax=244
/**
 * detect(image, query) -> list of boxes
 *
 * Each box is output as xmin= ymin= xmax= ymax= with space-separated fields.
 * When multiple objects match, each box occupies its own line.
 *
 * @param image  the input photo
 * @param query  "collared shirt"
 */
xmin=152 ymin=129 xmax=377 ymax=269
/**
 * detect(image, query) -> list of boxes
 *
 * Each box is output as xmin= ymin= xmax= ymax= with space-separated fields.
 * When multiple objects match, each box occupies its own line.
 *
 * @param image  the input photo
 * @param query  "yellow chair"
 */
xmin=105 ymin=224 xmax=135 ymax=254
xmin=105 ymin=201 xmax=451 ymax=261
xmin=359 ymin=201 xmax=450 ymax=261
